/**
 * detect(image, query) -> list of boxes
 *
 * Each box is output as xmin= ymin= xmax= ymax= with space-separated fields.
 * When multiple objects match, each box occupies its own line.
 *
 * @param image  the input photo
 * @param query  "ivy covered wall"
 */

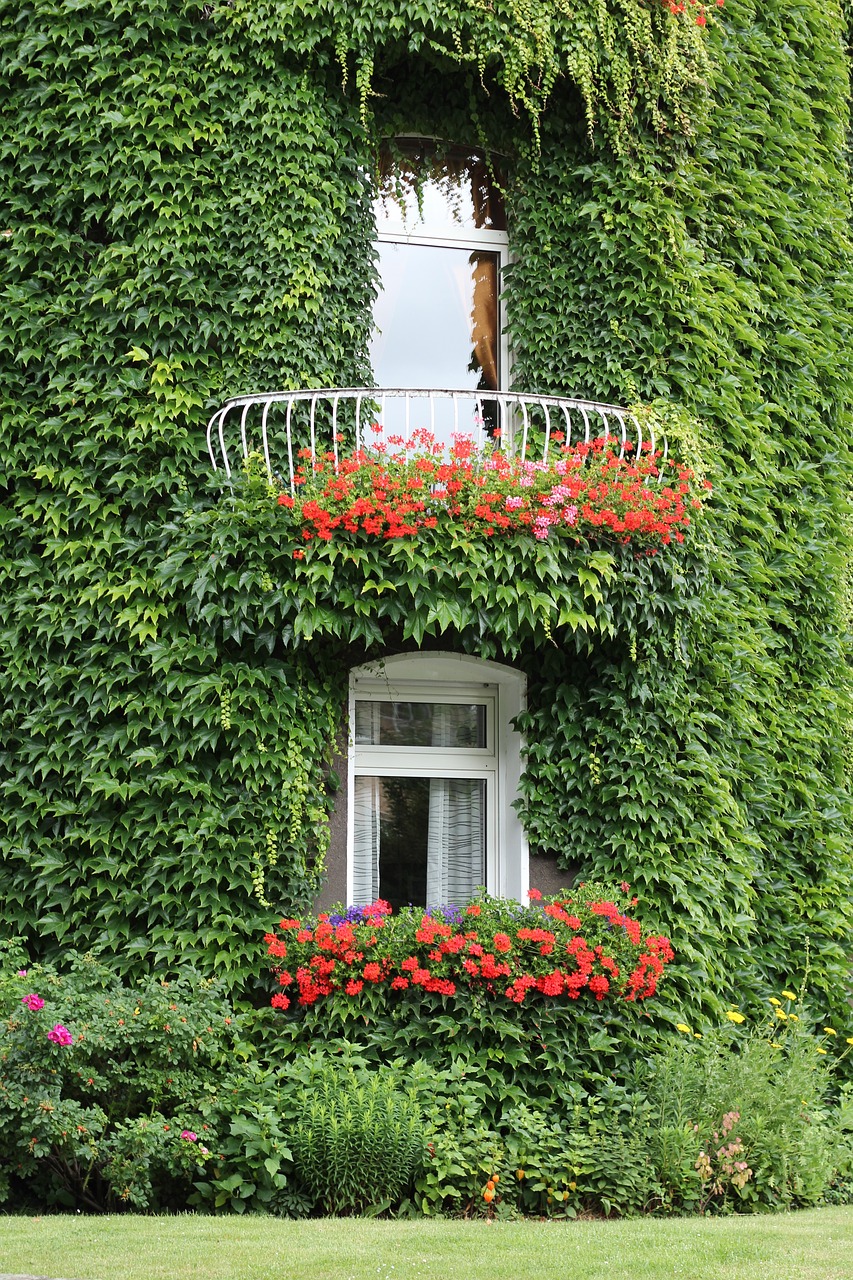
xmin=1 ymin=0 xmax=851 ymax=1023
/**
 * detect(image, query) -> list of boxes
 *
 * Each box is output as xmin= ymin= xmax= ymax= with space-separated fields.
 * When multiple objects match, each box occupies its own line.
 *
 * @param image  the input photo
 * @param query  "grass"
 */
xmin=0 ymin=1209 xmax=851 ymax=1280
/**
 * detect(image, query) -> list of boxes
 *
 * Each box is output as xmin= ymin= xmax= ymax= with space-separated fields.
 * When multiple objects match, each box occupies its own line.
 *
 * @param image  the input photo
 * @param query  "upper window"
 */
xmin=347 ymin=653 xmax=526 ymax=910
xmin=369 ymin=140 xmax=509 ymax=446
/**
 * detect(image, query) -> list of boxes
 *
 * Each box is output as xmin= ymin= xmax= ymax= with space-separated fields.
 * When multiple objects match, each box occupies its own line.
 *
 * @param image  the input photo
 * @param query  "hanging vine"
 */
xmin=228 ymin=0 xmax=716 ymax=152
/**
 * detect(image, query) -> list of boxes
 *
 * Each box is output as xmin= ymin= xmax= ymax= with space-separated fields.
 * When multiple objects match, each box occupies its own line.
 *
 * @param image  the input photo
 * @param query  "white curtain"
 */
xmin=426 ymin=705 xmax=484 ymax=906
xmin=352 ymin=776 xmax=381 ymax=905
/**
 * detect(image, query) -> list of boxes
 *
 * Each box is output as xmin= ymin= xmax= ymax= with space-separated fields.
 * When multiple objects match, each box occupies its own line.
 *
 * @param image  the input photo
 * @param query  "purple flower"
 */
xmin=47 ymin=1024 xmax=73 ymax=1046
xmin=327 ymin=904 xmax=376 ymax=926
xmin=21 ymin=993 xmax=44 ymax=1012
xmin=180 ymin=1130 xmax=198 ymax=1142
xmin=427 ymin=904 xmax=464 ymax=924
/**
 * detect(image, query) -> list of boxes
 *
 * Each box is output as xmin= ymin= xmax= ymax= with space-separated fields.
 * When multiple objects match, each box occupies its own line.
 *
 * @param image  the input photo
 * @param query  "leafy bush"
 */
xmin=411 ymin=1086 xmax=654 ymax=1220
xmin=822 ymin=1082 xmax=853 ymax=1206
xmin=187 ymin=1059 xmax=297 ymax=1216
xmin=289 ymin=1064 xmax=425 ymax=1214
xmin=3 ymin=945 xmax=851 ymax=1220
xmin=0 ymin=953 xmax=235 ymax=1210
xmin=641 ymin=998 xmax=848 ymax=1212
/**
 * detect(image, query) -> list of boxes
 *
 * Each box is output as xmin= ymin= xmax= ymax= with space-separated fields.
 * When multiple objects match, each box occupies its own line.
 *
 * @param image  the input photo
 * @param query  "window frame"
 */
xmin=347 ymin=652 xmax=527 ymax=907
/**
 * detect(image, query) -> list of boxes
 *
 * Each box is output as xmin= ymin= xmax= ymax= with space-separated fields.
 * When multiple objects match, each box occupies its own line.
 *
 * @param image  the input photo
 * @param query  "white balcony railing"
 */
xmin=206 ymin=388 xmax=664 ymax=492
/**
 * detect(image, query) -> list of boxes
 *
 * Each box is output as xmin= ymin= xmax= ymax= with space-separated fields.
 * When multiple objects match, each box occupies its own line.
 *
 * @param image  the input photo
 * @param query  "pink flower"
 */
xmin=180 ymin=1130 xmax=198 ymax=1142
xmin=47 ymin=1024 xmax=73 ymax=1046
xmin=16 ymin=969 xmax=28 ymax=978
xmin=21 ymin=993 xmax=44 ymax=1011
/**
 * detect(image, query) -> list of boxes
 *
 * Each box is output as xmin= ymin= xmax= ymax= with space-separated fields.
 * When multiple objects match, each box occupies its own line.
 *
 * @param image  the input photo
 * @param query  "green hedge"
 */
xmin=1 ymin=0 xmax=851 ymax=1029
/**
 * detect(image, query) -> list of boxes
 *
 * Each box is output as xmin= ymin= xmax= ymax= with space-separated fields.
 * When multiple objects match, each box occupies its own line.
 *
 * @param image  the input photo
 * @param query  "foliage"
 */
xmin=228 ymin=0 xmax=714 ymax=152
xmin=288 ymin=1064 xmax=425 ymax=1214
xmin=187 ymin=1059 xmax=298 ymax=1215
xmin=2 ymin=948 xmax=851 ymax=1217
xmin=263 ymin=888 xmax=674 ymax=1010
xmin=0 ymin=954 xmax=236 ymax=1210
xmin=0 ymin=0 xmax=851 ymax=1044
xmin=822 ymin=1081 xmax=853 ymax=1204
xmin=641 ymin=999 xmax=850 ymax=1212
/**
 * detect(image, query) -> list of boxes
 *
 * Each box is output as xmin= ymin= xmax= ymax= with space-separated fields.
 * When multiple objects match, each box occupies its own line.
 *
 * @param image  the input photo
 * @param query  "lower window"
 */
xmin=347 ymin=653 xmax=526 ymax=908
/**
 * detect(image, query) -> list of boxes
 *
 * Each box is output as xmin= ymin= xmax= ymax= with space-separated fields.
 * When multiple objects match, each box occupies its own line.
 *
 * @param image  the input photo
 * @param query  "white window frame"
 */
xmin=347 ymin=652 xmax=527 ymax=906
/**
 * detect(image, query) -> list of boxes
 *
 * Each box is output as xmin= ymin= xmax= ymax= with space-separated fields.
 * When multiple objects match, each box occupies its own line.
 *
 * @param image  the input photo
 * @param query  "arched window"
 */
xmin=348 ymin=653 xmax=526 ymax=910
xmin=370 ymin=139 xmax=509 ymax=446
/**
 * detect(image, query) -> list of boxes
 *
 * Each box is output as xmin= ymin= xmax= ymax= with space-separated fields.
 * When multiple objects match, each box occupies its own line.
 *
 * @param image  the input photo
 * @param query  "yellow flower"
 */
xmin=775 ymin=1008 xmax=788 ymax=1020
xmin=769 ymin=1041 xmax=782 ymax=1049
xmin=694 ymin=1033 xmax=703 ymax=1039
xmin=768 ymin=997 xmax=781 ymax=1007
xmin=781 ymin=991 xmax=797 ymax=1001
xmin=726 ymin=1011 xmax=746 ymax=1024
xmin=846 ymin=1038 xmax=853 ymax=1047
xmin=816 ymin=1047 xmax=828 ymax=1055
xmin=676 ymin=1023 xmax=692 ymax=1034
xmin=788 ymin=1014 xmax=799 ymax=1022
xmin=823 ymin=1027 xmax=837 ymax=1036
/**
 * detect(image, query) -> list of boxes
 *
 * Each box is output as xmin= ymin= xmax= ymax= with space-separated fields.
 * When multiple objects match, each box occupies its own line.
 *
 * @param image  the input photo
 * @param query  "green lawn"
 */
xmin=0 ymin=1209 xmax=851 ymax=1280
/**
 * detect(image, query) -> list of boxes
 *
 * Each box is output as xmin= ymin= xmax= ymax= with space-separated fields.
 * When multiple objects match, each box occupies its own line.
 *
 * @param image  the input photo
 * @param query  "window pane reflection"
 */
xmin=353 ymin=775 xmax=486 ymax=911
xmin=355 ymin=700 xmax=487 ymax=748
xmin=370 ymin=242 xmax=500 ymax=445
xmin=375 ymin=140 xmax=507 ymax=234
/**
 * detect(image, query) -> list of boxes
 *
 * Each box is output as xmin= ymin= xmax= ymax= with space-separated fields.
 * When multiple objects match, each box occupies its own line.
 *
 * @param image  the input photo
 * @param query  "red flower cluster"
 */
xmin=665 ymin=0 xmax=723 ymax=24
xmin=264 ymin=889 xmax=673 ymax=1011
xmin=276 ymin=430 xmax=709 ymax=553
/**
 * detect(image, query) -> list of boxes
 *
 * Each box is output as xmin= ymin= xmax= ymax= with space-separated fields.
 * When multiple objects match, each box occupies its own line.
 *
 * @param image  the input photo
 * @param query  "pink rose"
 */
xmin=180 ymin=1130 xmax=198 ymax=1142
xmin=47 ymin=1024 xmax=73 ymax=1046
xmin=21 ymin=993 xmax=44 ymax=1011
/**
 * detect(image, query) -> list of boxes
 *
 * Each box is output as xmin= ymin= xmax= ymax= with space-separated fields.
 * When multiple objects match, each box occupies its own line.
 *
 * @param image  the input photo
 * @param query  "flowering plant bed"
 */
xmin=275 ymin=431 xmax=710 ymax=552
xmin=264 ymin=886 xmax=674 ymax=1012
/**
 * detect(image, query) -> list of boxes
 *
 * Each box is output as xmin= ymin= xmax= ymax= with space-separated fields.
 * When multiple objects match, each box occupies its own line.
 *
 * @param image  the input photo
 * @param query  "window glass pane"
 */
xmin=370 ymin=242 xmax=499 ymax=392
xmin=354 ymin=700 xmax=486 ymax=748
xmin=375 ymin=140 xmax=507 ymax=234
xmin=353 ymin=775 xmax=486 ymax=911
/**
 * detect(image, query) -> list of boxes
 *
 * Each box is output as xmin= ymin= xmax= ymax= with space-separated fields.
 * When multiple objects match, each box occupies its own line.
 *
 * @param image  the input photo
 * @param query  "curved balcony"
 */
xmin=205 ymin=388 xmax=665 ymax=491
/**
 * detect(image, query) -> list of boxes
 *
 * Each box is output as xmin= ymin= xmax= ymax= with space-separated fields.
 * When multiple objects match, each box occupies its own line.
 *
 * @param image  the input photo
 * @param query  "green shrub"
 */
xmin=188 ymin=1057 xmax=301 ymax=1216
xmin=0 ymin=952 xmax=235 ymax=1210
xmin=290 ymin=1065 xmax=425 ymax=1215
xmin=821 ymin=1082 xmax=853 ymax=1206
xmin=641 ymin=1001 xmax=843 ymax=1211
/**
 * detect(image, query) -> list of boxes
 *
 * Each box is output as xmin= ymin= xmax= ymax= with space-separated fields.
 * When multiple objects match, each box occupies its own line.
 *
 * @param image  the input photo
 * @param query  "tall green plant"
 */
xmin=290 ymin=1066 xmax=425 ymax=1214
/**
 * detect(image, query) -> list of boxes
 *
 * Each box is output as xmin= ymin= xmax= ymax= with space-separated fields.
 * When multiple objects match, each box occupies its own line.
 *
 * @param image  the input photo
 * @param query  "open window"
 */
xmin=347 ymin=653 xmax=526 ymax=909
xmin=370 ymin=139 xmax=509 ymax=446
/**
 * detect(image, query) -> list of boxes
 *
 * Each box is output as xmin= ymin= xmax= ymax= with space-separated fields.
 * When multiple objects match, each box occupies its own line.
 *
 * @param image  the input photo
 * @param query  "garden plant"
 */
xmin=2 ymin=887 xmax=850 ymax=1219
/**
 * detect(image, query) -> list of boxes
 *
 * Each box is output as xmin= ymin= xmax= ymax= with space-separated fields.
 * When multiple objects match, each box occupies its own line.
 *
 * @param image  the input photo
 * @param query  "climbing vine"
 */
xmin=0 ymin=0 xmax=851 ymax=1031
